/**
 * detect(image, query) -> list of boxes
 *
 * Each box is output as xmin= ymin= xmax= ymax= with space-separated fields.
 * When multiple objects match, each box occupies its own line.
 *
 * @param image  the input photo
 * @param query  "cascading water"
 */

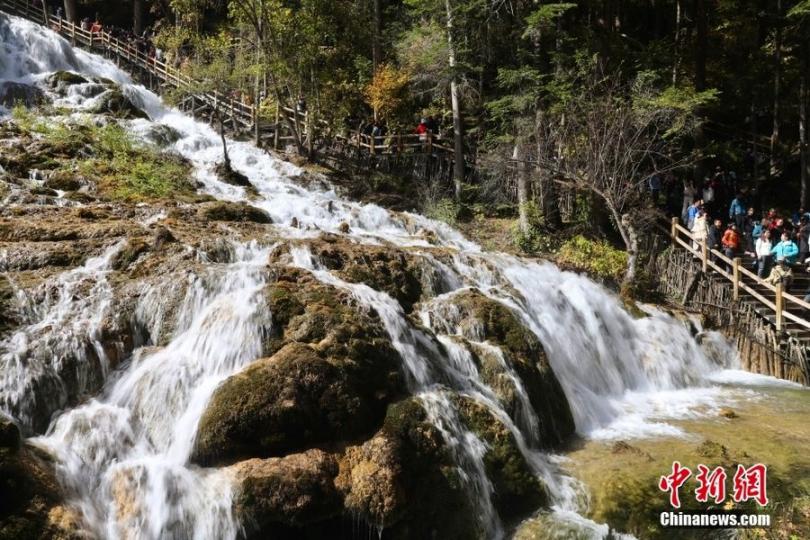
xmin=0 ymin=10 xmax=788 ymax=539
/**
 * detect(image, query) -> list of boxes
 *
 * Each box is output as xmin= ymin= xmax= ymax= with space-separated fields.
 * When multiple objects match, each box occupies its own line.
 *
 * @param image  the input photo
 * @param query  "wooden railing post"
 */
xmin=732 ymin=257 xmax=741 ymax=300
xmin=701 ymin=238 xmax=708 ymax=273
xmin=426 ymin=131 xmax=433 ymax=154
xmin=670 ymin=217 xmax=679 ymax=241
xmin=776 ymin=282 xmax=784 ymax=332
xmin=369 ymin=131 xmax=375 ymax=154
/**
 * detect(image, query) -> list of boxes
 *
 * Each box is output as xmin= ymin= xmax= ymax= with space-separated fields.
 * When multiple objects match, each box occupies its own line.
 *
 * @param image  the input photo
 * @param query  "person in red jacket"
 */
xmin=722 ymin=223 xmax=741 ymax=271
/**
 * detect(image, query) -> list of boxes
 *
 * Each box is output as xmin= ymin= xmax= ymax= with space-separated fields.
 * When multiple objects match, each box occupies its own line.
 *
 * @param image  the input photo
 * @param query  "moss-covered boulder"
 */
xmin=43 ymin=171 xmax=83 ymax=192
xmin=453 ymin=396 xmax=547 ymax=523
xmin=423 ymin=290 xmax=575 ymax=447
xmin=0 ymin=427 xmax=82 ymax=540
xmin=279 ymin=236 xmax=424 ymax=311
xmin=197 ymin=201 xmax=272 ymax=224
xmin=91 ymin=89 xmax=148 ymax=120
xmin=46 ymin=71 xmax=88 ymax=92
xmin=230 ymin=449 xmax=343 ymax=539
xmin=191 ymin=272 xmax=404 ymax=466
xmin=0 ymin=82 xmax=47 ymax=109
xmin=350 ymin=398 xmax=477 ymax=539
xmin=192 ymin=342 xmax=398 ymax=465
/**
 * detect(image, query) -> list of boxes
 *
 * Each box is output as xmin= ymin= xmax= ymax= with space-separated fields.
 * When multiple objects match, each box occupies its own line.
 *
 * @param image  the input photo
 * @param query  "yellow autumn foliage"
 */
xmin=364 ymin=64 xmax=410 ymax=120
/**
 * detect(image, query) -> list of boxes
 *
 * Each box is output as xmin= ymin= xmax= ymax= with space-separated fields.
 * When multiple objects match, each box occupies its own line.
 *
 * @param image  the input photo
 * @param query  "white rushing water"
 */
xmin=0 ymin=11 xmax=798 ymax=540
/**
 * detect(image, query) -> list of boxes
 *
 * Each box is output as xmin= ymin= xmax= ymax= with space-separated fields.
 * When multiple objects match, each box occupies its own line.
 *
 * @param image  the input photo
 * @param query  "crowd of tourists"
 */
xmin=683 ymin=192 xmax=810 ymax=298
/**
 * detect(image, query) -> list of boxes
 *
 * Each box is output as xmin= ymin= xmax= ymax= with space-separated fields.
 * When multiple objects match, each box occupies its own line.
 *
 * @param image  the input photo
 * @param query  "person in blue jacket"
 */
xmin=771 ymin=232 xmax=799 ymax=264
xmin=729 ymin=193 xmax=746 ymax=231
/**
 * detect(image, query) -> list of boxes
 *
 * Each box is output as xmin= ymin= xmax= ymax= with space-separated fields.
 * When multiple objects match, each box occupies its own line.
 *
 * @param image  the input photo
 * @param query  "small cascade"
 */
xmin=34 ymin=242 xmax=271 ymax=539
xmin=0 ymin=241 xmax=123 ymax=433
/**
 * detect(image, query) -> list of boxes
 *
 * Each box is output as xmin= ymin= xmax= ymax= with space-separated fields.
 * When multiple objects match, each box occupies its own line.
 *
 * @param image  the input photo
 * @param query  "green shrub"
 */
xmin=74 ymin=123 xmax=194 ymax=201
xmin=425 ymin=197 xmax=461 ymax=226
xmin=556 ymin=235 xmax=628 ymax=281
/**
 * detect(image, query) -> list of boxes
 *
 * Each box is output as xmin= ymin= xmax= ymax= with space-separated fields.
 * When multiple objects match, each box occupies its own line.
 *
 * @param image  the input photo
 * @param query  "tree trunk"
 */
xmin=694 ymin=0 xmax=707 ymax=92
xmin=693 ymin=0 xmax=708 ymax=185
xmin=802 ymin=34 xmax=809 ymax=209
xmin=513 ymin=144 xmax=530 ymax=236
xmin=672 ymin=0 xmax=682 ymax=85
xmin=771 ymin=0 xmax=783 ymax=178
xmin=63 ymin=0 xmax=77 ymax=23
xmin=133 ymin=0 xmax=144 ymax=36
xmin=445 ymin=0 xmax=464 ymax=201
xmin=619 ymin=212 xmax=639 ymax=289
xmin=215 ymin=110 xmax=231 ymax=172
xmin=372 ymin=0 xmax=382 ymax=71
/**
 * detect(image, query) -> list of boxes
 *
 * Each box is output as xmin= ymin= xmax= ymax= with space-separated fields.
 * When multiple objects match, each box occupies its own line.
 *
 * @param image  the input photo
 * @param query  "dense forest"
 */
xmin=59 ymin=0 xmax=810 ymax=283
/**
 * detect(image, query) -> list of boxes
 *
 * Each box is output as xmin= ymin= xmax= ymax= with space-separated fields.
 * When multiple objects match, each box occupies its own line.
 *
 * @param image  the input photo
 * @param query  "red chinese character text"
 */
xmin=732 ymin=464 xmax=768 ymax=506
xmin=695 ymin=464 xmax=727 ymax=504
xmin=659 ymin=461 xmax=692 ymax=508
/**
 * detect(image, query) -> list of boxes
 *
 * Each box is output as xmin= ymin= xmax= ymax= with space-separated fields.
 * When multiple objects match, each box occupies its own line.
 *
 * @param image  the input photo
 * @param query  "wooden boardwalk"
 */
xmin=668 ymin=218 xmax=810 ymax=347
xmin=0 ymin=0 xmax=458 ymax=160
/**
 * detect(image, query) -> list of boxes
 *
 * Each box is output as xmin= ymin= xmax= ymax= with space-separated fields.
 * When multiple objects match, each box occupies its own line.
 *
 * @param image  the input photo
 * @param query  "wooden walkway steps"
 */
xmin=0 ymin=0 xmax=460 ymax=162
xmin=668 ymin=218 xmax=810 ymax=343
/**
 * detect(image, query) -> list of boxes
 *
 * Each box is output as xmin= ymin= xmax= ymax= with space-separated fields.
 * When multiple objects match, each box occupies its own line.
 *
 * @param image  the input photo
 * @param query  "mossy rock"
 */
xmin=428 ymin=289 xmax=575 ymax=448
xmin=110 ymin=237 xmax=150 ymax=271
xmin=0 ymin=275 xmax=18 ymax=337
xmin=214 ymin=162 xmax=252 ymax=188
xmin=43 ymin=171 xmax=82 ymax=192
xmin=46 ymin=71 xmax=88 ymax=90
xmin=0 ymin=82 xmax=48 ymax=109
xmin=197 ymin=201 xmax=272 ymax=224
xmin=145 ymin=124 xmax=182 ymax=147
xmin=231 ymin=450 xmax=343 ymax=539
xmin=91 ymin=89 xmax=148 ymax=120
xmin=191 ymin=337 xmax=401 ymax=466
xmin=0 ymin=441 xmax=81 ymax=540
xmin=454 ymin=396 xmax=548 ymax=523
xmin=369 ymin=398 xmax=479 ymax=539
xmin=282 ymin=236 xmax=424 ymax=311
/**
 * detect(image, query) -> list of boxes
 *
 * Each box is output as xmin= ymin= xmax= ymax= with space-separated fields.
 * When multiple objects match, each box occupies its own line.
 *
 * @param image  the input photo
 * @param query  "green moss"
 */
xmin=445 ymin=290 xmax=576 ymax=447
xmin=198 ymin=201 xmax=272 ymax=224
xmin=454 ymin=396 xmax=548 ymax=523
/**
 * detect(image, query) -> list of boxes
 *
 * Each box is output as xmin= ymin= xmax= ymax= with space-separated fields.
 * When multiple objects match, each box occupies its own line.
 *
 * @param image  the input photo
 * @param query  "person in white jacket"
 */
xmin=755 ymin=229 xmax=773 ymax=278
xmin=691 ymin=210 xmax=709 ymax=252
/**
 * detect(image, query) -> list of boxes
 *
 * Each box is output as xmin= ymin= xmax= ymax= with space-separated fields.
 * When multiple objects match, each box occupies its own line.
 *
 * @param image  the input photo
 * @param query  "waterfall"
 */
xmin=0 ymin=11 xmax=751 ymax=539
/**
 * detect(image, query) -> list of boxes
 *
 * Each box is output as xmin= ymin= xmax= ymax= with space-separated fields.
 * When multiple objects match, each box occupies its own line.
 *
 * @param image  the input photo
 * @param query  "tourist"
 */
xmin=744 ymin=207 xmax=757 ymax=254
xmin=770 ymin=231 xmax=799 ymax=264
xmin=765 ymin=258 xmax=793 ymax=289
xmin=755 ymin=229 xmax=773 ymax=278
xmin=799 ymin=216 xmax=810 ymax=264
xmin=691 ymin=210 xmax=709 ymax=252
xmin=415 ymin=118 xmax=429 ymax=139
xmin=729 ymin=192 xmax=746 ymax=231
xmin=707 ymin=218 xmax=723 ymax=254
xmin=686 ymin=197 xmax=703 ymax=230
xmin=81 ymin=17 xmax=91 ymax=31
xmin=722 ymin=223 xmax=741 ymax=264
xmin=681 ymin=178 xmax=697 ymax=225
xmin=426 ymin=115 xmax=439 ymax=135
xmin=55 ymin=6 xmax=63 ymax=19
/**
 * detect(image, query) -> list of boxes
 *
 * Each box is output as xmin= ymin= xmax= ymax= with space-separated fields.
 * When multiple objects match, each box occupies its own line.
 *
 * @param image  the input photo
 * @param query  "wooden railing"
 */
xmin=668 ymin=217 xmax=810 ymax=332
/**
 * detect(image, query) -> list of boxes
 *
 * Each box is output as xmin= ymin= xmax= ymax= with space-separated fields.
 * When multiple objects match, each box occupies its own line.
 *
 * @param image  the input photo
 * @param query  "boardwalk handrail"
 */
xmin=668 ymin=217 xmax=810 ymax=332
xmin=0 ymin=0 xmax=459 ymax=160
